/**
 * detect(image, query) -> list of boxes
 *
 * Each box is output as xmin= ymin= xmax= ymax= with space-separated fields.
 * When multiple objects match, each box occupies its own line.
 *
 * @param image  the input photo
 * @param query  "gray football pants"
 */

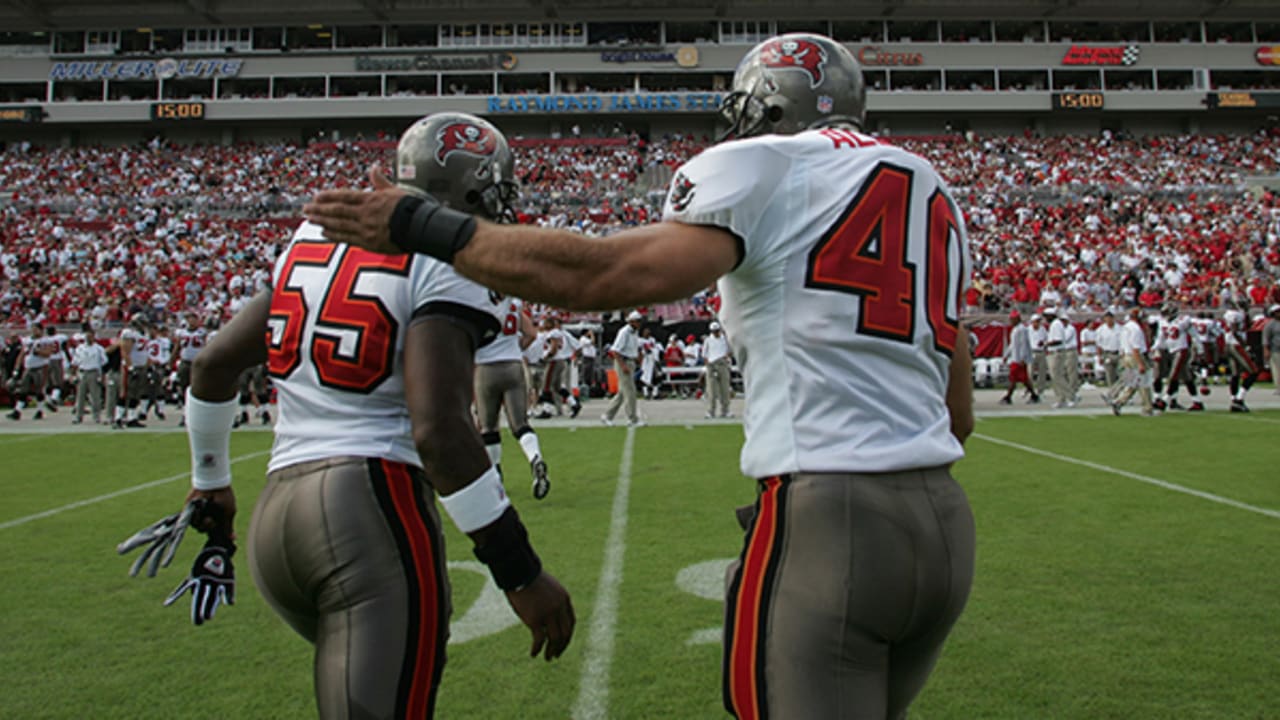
xmin=723 ymin=469 xmax=975 ymax=720
xmin=475 ymin=360 xmax=529 ymax=432
xmin=249 ymin=456 xmax=451 ymax=719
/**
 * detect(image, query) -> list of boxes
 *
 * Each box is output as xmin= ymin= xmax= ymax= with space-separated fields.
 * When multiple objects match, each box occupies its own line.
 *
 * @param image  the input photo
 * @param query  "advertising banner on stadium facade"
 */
xmin=49 ymin=58 xmax=243 ymax=81
xmin=487 ymin=92 xmax=723 ymax=114
xmin=1060 ymin=45 xmax=1141 ymax=66
xmin=600 ymin=47 xmax=699 ymax=67
xmin=0 ymin=106 xmax=42 ymax=123
xmin=355 ymin=53 xmax=518 ymax=72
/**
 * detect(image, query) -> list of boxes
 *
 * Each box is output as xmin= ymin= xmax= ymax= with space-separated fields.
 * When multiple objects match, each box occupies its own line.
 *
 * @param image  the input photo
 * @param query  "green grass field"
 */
xmin=2 ymin=411 xmax=1278 ymax=719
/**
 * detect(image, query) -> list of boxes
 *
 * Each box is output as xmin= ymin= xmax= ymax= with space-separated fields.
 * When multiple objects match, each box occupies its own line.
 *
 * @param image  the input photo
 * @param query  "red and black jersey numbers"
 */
xmin=267 ymin=242 xmax=412 ymax=393
xmin=805 ymin=162 xmax=964 ymax=356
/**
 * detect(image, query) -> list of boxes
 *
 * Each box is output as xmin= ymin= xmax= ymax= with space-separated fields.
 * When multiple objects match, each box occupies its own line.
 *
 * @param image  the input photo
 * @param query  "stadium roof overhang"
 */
xmin=1 ymin=0 xmax=1277 ymax=30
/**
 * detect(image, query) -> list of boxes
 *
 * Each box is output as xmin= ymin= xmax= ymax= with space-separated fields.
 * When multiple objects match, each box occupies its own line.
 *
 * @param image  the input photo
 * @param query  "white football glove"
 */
xmin=116 ymin=501 xmax=200 ymax=578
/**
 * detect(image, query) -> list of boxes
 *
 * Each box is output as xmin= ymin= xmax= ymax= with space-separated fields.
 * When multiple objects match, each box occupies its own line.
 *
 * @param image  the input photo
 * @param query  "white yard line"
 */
xmin=973 ymin=434 xmax=1280 ymax=520
xmin=0 ymin=450 xmax=271 ymax=531
xmin=0 ymin=435 xmax=52 ymax=445
xmin=572 ymin=425 xmax=636 ymax=720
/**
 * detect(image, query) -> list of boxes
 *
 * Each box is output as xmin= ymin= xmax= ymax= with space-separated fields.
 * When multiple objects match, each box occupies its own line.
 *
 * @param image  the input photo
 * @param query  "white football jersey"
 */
xmin=122 ymin=329 xmax=150 ymax=367
xmin=663 ymin=128 xmax=970 ymax=477
xmin=267 ymin=222 xmax=501 ymax=473
xmin=147 ymin=337 xmax=173 ymax=365
xmin=176 ymin=327 xmax=208 ymax=362
xmin=48 ymin=333 xmax=67 ymax=363
xmin=1156 ymin=316 xmax=1191 ymax=352
xmin=22 ymin=336 xmax=49 ymax=369
xmin=476 ymin=296 xmax=524 ymax=365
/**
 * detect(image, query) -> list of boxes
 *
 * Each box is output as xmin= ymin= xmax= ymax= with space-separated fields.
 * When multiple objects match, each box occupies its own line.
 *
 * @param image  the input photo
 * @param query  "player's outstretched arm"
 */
xmin=946 ymin=330 xmax=975 ymax=446
xmin=404 ymin=315 xmax=575 ymax=660
xmin=303 ymin=166 xmax=739 ymax=311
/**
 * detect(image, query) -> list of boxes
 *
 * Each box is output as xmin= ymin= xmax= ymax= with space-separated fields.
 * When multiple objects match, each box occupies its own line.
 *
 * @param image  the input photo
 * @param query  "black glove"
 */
xmin=164 ymin=534 xmax=236 ymax=626
xmin=116 ymin=500 xmax=200 ymax=577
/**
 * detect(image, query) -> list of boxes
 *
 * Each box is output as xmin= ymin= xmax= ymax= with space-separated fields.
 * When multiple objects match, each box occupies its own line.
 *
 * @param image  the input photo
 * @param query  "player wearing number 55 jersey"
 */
xmin=305 ymin=32 xmax=973 ymax=720
xmin=165 ymin=112 xmax=574 ymax=719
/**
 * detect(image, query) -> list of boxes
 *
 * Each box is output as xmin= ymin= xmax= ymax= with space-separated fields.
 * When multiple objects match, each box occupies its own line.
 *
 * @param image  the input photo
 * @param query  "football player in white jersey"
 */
xmin=1221 ymin=306 xmax=1261 ymax=412
xmin=118 ymin=316 xmax=151 ymax=428
xmin=1153 ymin=303 xmax=1203 ymax=411
xmin=307 ymin=33 xmax=974 ymax=719
xmin=43 ymin=325 xmax=69 ymax=412
xmin=543 ymin=316 xmax=583 ymax=417
xmin=475 ymin=294 xmax=554 ymax=498
xmin=7 ymin=325 xmax=53 ymax=421
xmin=145 ymin=325 xmax=175 ymax=420
xmin=174 ymin=313 xmax=209 ymax=427
xmin=134 ymin=112 xmax=573 ymax=719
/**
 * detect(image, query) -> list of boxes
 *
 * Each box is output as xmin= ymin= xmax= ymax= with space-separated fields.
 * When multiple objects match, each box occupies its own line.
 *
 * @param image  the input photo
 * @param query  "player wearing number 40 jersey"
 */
xmin=306 ymin=32 xmax=974 ymax=720
xmin=159 ymin=112 xmax=574 ymax=720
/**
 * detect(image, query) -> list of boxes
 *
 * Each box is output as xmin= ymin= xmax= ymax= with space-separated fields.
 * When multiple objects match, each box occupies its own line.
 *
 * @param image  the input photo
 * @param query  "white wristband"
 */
xmin=439 ymin=466 xmax=510 ymax=534
xmin=186 ymin=388 xmax=238 ymax=491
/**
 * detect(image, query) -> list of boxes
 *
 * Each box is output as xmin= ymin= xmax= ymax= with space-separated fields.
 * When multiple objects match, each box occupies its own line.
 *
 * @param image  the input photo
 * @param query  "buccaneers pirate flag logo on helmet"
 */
xmin=758 ymin=37 xmax=828 ymax=88
xmin=434 ymin=122 xmax=497 ymax=165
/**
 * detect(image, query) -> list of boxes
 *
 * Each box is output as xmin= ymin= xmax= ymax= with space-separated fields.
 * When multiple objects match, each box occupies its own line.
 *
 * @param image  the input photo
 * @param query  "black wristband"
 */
xmin=472 ymin=507 xmax=543 ymax=591
xmin=389 ymin=194 xmax=477 ymax=264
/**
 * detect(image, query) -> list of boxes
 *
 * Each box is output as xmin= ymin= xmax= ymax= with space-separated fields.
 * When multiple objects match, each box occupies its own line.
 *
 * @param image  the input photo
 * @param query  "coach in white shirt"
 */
xmin=1095 ymin=310 xmax=1123 ymax=400
xmin=602 ymin=311 xmax=643 ymax=426
xmin=72 ymin=327 xmax=108 ymax=424
xmin=702 ymin=322 xmax=733 ymax=418
xmin=1111 ymin=307 xmax=1155 ymax=416
xmin=1045 ymin=308 xmax=1075 ymax=408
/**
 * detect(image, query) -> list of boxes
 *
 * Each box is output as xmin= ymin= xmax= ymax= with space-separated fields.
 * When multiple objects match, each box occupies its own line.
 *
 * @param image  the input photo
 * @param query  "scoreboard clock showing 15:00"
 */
xmin=1052 ymin=92 xmax=1105 ymax=110
xmin=150 ymin=101 xmax=206 ymax=121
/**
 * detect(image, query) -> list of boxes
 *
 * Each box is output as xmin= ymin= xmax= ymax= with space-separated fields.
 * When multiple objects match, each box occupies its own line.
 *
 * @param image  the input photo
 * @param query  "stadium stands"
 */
xmin=2 ymin=128 xmax=1279 ymax=331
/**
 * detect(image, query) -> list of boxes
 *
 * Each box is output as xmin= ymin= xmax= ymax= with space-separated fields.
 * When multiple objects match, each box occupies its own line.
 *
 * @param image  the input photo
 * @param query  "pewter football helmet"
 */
xmin=395 ymin=112 xmax=518 ymax=222
xmin=718 ymin=33 xmax=866 ymax=141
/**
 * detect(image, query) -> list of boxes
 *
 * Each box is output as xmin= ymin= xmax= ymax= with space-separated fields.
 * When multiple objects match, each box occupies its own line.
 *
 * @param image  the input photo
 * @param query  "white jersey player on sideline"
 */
xmin=119 ymin=319 xmax=152 ymax=427
xmin=175 ymin=314 xmax=208 ymax=426
xmin=1153 ymin=304 xmax=1202 ymax=411
xmin=44 ymin=328 xmax=69 ymax=411
xmin=474 ymin=295 xmax=554 ymax=498
xmin=1221 ymin=307 xmax=1261 ymax=412
xmin=146 ymin=328 xmax=175 ymax=420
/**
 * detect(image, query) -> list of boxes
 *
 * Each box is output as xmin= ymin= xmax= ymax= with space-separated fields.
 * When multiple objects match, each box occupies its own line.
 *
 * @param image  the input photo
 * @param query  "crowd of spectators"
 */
xmin=2 ymin=126 xmax=1280 ymax=330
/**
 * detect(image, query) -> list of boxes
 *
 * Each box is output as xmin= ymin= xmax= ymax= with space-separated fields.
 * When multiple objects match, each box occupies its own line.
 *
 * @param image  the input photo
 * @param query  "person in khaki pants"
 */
xmin=1112 ymin=307 xmax=1156 ymax=416
xmin=72 ymin=327 xmax=109 ymax=424
xmin=702 ymin=322 xmax=733 ymax=418
xmin=602 ymin=311 xmax=643 ymax=426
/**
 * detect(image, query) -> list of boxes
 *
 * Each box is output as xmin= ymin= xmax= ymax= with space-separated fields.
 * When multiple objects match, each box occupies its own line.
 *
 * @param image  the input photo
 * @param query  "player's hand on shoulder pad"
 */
xmin=505 ymin=571 xmax=575 ymax=662
xmin=302 ymin=166 xmax=406 ymax=255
